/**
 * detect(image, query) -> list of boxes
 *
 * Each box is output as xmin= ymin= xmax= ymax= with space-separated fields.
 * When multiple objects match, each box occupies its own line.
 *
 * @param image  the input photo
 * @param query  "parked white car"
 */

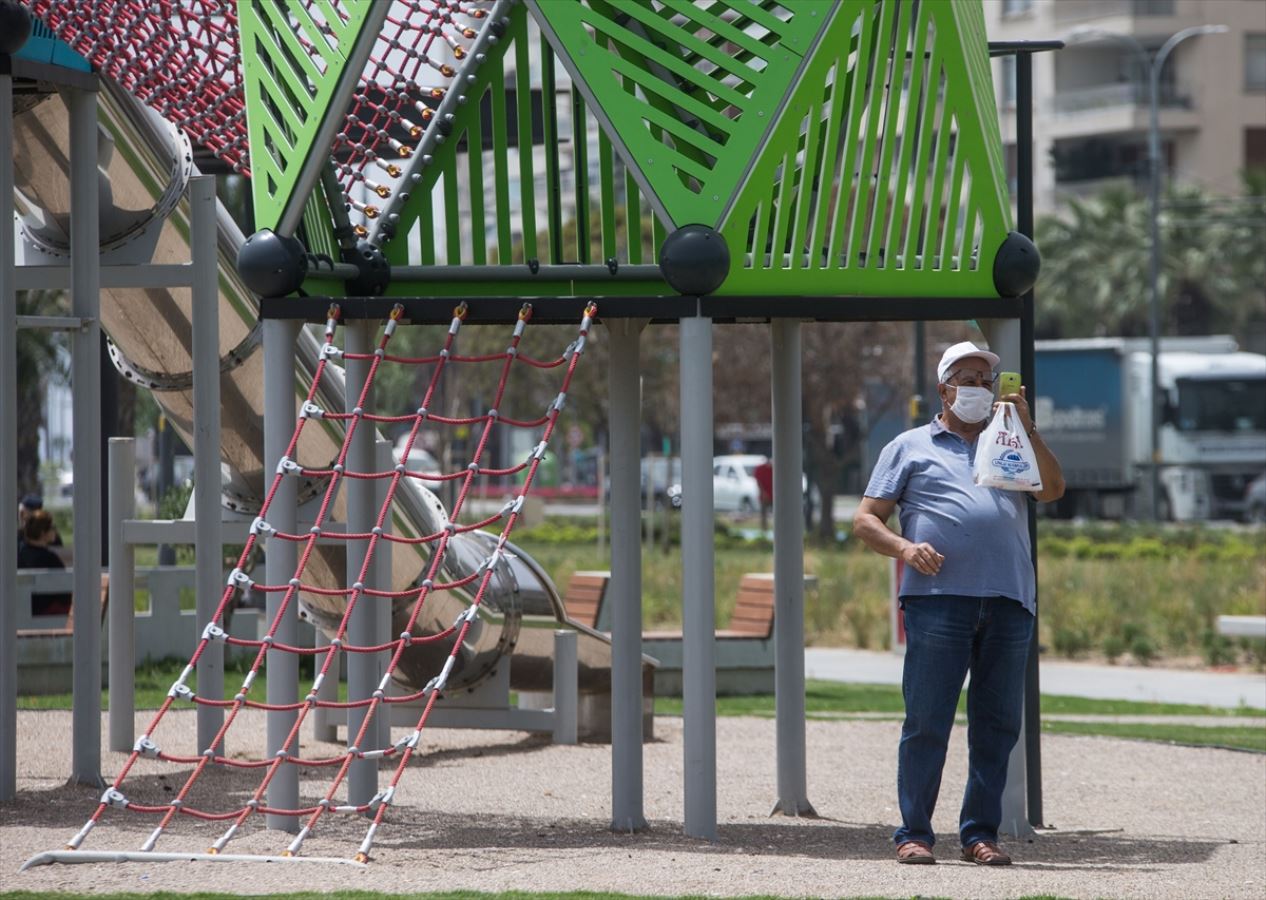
xmin=712 ymin=454 xmax=766 ymax=513
xmin=668 ymin=454 xmax=813 ymax=517
xmin=392 ymin=435 xmax=442 ymax=476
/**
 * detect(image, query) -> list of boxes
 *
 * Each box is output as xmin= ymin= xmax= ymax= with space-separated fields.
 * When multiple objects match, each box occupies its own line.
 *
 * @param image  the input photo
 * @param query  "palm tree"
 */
xmin=1035 ymin=181 xmax=1266 ymax=341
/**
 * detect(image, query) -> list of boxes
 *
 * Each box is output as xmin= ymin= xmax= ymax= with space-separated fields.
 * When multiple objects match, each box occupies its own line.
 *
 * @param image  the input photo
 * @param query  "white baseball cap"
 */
xmin=937 ymin=341 xmax=1000 ymax=383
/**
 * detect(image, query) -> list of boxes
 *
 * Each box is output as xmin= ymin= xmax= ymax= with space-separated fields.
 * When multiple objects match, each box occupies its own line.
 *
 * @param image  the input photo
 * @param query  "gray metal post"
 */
xmin=345 ymin=321 xmax=377 ymax=805
xmin=1146 ymin=51 xmax=1163 ymax=522
xmin=264 ymin=319 xmax=301 ymax=832
xmin=69 ymin=85 xmax=103 ymax=788
xmin=375 ymin=438 xmax=393 ymax=753
xmin=108 ymin=438 xmax=136 ymax=751
xmin=1014 ymin=48 xmax=1043 ymax=828
xmin=552 ymin=630 xmax=578 ymax=745
xmin=1063 ymin=25 xmax=1225 ymax=521
xmin=1 ymin=69 xmax=17 ymax=802
xmin=1143 ymin=26 xmax=1226 ymax=520
xmin=605 ymin=319 xmax=647 ymax=832
xmin=311 ymin=629 xmax=338 ymax=742
xmin=981 ymin=318 xmax=1033 ymax=838
xmin=679 ymin=314 xmax=716 ymax=840
xmin=770 ymin=320 xmax=813 ymax=817
xmin=191 ymin=175 xmax=224 ymax=755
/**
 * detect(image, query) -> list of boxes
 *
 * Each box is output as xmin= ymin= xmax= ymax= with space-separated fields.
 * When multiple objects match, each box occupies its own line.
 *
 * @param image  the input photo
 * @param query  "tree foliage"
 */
xmin=1034 ymin=179 xmax=1266 ymax=341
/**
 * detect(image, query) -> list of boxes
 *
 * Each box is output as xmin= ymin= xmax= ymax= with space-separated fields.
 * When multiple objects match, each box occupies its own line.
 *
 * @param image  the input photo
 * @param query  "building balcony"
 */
xmin=1052 ymin=173 xmax=1143 ymax=202
xmin=1053 ymin=0 xmax=1177 ymax=25
xmin=1046 ymin=82 xmax=1201 ymax=139
xmin=1053 ymin=81 xmax=1191 ymax=114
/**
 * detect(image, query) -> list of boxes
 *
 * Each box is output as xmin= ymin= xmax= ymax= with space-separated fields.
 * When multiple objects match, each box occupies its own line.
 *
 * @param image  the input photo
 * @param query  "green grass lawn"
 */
xmin=653 ymin=679 xmax=1260 ymax=718
xmin=0 ymin=893 xmax=1074 ymax=900
xmin=0 ymin=893 xmax=1005 ymax=900
xmin=1042 ymin=720 xmax=1266 ymax=752
xmin=22 ymin=664 xmax=1262 ymax=753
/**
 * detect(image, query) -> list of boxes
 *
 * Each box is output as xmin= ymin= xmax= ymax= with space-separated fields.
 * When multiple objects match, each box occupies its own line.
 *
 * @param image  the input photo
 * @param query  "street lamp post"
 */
xmin=1066 ymin=24 xmax=1227 ymax=520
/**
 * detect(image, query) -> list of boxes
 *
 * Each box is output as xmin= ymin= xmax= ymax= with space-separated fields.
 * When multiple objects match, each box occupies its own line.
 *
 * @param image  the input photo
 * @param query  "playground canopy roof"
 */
xmin=25 ymin=0 xmax=1036 ymax=315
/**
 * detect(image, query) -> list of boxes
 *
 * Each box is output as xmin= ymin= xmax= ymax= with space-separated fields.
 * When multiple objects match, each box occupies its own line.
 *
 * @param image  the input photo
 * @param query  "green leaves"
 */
xmin=1034 ymin=178 xmax=1266 ymax=339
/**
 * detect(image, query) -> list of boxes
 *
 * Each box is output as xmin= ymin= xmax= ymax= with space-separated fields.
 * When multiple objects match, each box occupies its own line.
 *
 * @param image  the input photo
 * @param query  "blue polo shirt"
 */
xmin=864 ymin=416 xmax=1035 ymax=613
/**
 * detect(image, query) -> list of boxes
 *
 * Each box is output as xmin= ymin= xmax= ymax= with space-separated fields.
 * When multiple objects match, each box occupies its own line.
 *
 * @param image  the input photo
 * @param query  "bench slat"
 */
xmin=563 ymin=572 xmax=610 ymax=629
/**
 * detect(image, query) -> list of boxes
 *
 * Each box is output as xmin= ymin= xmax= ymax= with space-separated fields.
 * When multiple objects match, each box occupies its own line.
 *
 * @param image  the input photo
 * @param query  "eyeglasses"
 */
xmin=946 ymin=370 xmax=995 ymax=390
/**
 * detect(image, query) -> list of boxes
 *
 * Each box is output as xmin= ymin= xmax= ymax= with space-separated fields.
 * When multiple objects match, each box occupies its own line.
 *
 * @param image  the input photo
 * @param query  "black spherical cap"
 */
xmin=237 ymin=229 xmax=308 ymax=297
xmin=658 ymin=225 xmax=730 ymax=296
xmin=0 ymin=0 xmax=33 ymax=55
xmin=342 ymin=239 xmax=390 ymax=296
xmin=992 ymin=230 xmax=1041 ymax=298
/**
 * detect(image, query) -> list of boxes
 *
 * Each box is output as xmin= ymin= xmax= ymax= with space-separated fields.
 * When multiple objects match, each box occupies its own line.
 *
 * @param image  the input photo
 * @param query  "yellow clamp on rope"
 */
xmin=452 ymin=301 xmax=469 ymax=321
xmin=584 ymin=301 xmax=598 ymax=319
xmin=389 ymin=304 xmax=404 ymax=321
xmin=518 ymin=303 xmax=533 ymax=321
xmin=327 ymin=304 xmax=341 ymax=321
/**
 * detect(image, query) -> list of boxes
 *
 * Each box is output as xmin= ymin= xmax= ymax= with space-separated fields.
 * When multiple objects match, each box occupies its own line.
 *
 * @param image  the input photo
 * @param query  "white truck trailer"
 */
xmin=1033 ymin=336 xmax=1266 ymax=521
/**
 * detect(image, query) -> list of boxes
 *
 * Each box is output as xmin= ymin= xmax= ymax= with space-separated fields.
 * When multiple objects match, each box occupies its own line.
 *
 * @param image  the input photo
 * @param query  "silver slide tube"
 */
xmin=11 ymin=79 xmax=624 ymax=701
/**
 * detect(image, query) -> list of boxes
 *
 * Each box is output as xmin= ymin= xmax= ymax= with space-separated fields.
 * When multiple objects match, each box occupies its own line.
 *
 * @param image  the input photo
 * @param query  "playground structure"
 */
xmin=2 ymin=0 xmax=1055 ymax=865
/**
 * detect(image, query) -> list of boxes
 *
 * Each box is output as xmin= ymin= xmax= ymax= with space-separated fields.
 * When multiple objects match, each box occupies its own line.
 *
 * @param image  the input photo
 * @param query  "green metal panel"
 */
xmin=237 ymin=0 xmax=377 ymax=232
xmin=379 ymin=3 xmax=669 ymax=296
xmin=715 ymin=0 xmax=1014 ymax=297
xmin=528 ymin=0 xmax=835 ymax=230
xmin=282 ymin=0 xmax=1013 ymax=301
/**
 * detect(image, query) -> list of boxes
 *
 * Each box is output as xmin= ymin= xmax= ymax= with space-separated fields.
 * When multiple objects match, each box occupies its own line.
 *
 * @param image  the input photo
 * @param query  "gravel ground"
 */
xmin=2 ymin=709 xmax=1263 ymax=899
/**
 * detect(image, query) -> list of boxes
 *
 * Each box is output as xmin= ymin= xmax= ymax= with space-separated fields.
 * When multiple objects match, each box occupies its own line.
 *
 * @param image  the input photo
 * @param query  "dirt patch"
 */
xmin=2 ymin=710 xmax=1263 ymax=898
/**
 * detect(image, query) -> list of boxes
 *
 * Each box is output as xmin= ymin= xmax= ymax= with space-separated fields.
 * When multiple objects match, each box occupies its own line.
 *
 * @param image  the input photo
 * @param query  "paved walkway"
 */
xmin=805 ymin=646 xmax=1266 ymax=709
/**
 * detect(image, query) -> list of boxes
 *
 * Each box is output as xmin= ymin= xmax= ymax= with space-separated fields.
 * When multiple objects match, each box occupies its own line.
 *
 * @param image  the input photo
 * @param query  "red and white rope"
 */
xmin=61 ymin=301 xmax=598 ymax=863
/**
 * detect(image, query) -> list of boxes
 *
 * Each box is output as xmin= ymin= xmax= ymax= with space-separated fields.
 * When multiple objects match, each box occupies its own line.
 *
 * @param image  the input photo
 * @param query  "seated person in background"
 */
xmin=18 ymin=509 xmax=73 ymax=617
xmin=18 ymin=494 xmax=61 ymax=547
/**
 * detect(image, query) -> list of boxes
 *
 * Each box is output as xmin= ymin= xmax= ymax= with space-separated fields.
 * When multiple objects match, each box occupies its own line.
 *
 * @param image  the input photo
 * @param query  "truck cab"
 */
xmin=1131 ymin=351 xmax=1266 ymax=521
xmin=1035 ymin=336 xmax=1266 ymax=521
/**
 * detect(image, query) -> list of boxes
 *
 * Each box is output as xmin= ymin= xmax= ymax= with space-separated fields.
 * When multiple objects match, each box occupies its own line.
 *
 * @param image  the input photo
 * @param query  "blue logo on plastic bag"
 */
xmin=991 ymin=450 xmax=1031 ymax=476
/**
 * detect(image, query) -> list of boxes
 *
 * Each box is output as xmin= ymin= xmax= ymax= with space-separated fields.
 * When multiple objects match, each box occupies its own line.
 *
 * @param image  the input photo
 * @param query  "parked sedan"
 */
xmin=667 ymin=455 xmax=811 ymax=516
xmin=711 ymin=454 xmax=766 ymax=513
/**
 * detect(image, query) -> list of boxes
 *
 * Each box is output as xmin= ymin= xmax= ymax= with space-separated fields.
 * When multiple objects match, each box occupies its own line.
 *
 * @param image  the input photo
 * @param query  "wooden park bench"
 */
xmin=16 ymin=570 xmax=110 ymax=695
xmin=643 ymin=573 xmax=779 ymax=696
xmin=562 ymin=570 xmax=611 ymax=631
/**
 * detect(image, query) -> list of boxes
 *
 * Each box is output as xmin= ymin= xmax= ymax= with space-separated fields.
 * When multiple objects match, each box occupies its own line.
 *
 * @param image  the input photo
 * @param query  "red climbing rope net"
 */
xmin=61 ymin=301 xmax=597 ymax=863
xmin=25 ymin=0 xmax=497 ymax=235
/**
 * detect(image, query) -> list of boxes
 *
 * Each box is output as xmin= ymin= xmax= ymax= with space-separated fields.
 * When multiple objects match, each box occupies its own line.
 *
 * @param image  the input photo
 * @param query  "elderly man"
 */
xmin=853 ymin=341 xmax=1064 ymax=866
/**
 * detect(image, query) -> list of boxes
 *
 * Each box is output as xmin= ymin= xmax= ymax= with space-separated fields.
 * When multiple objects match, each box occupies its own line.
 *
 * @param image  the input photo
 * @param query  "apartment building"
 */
xmin=986 ymin=0 xmax=1266 ymax=213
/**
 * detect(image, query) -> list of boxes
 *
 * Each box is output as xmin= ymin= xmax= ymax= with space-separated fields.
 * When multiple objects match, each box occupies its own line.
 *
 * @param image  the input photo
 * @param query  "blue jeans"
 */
xmin=894 ymin=595 xmax=1034 ymax=849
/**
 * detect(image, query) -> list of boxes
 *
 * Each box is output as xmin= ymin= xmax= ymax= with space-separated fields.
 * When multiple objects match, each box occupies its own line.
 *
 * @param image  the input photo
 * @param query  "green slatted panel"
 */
xmin=490 ymin=52 xmax=514 ymax=265
xmin=380 ymin=3 xmax=669 ymax=296
xmin=354 ymin=0 xmax=1010 ymax=301
xmin=237 ymin=0 xmax=377 ymax=232
xmin=300 ymin=178 xmax=338 ymax=260
xmin=528 ymin=0 xmax=835 ymax=229
xmin=716 ymin=0 xmax=1014 ymax=297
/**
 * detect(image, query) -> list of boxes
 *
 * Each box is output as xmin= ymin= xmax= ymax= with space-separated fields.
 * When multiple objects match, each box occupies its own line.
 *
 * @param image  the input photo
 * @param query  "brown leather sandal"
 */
xmin=961 ymin=841 xmax=1012 ymax=865
xmin=896 ymin=840 xmax=936 ymax=864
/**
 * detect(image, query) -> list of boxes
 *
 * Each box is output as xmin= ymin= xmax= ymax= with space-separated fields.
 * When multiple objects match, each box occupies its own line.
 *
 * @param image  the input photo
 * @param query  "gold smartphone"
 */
xmin=998 ymin=371 xmax=1021 ymax=397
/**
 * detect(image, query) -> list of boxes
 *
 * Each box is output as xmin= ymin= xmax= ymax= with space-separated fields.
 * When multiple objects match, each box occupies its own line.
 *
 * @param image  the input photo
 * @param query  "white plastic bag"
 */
xmin=973 ymin=401 xmax=1042 ymax=491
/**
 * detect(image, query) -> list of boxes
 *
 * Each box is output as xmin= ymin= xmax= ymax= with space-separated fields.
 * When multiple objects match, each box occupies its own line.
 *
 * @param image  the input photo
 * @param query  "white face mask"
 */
xmin=949 ymin=385 xmax=994 ymax=423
